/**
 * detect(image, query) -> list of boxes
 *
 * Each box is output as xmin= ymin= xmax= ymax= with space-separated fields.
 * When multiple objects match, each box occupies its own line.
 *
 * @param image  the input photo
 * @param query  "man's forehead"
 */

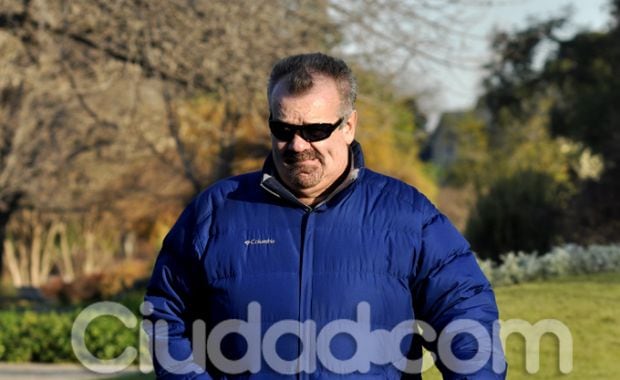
xmin=270 ymin=76 xmax=340 ymax=114
xmin=271 ymin=96 xmax=339 ymax=121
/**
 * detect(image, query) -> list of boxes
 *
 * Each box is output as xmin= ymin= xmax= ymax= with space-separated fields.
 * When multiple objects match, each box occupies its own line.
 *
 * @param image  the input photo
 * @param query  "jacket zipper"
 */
xmin=298 ymin=209 xmax=314 ymax=380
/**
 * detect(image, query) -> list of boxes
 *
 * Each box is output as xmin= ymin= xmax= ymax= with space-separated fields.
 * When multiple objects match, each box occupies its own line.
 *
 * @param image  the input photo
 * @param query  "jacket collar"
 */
xmin=260 ymin=140 xmax=364 ymax=211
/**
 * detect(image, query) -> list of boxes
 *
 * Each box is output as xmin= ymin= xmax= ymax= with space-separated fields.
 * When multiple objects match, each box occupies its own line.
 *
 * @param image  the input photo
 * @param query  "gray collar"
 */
xmin=260 ymin=141 xmax=364 ymax=211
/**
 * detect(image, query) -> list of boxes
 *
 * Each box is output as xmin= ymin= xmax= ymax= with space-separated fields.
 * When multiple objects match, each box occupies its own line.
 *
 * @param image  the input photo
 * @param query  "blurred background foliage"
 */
xmin=0 ymin=0 xmax=619 ymax=369
xmin=1 ymin=0 xmax=451 ymax=297
xmin=427 ymin=0 xmax=620 ymax=260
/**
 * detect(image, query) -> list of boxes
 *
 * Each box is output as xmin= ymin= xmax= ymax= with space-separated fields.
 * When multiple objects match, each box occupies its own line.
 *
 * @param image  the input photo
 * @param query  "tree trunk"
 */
xmin=17 ymin=241 xmax=30 ymax=285
xmin=0 ymin=193 xmax=22 ymax=280
xmin=30 ymin=221 xmax=43 ymax=287
xmin=84 ymin=230 xmax=96 ymax=275
xmin=0 ymin=216 xmax=7 ymax=280
xmin=40 ymin=221 xmax=63 ymax=283
xmin=57 ymin=224 xmax=75 ymax=282
xmin=3 ymin=240 xmax=22 ymax=287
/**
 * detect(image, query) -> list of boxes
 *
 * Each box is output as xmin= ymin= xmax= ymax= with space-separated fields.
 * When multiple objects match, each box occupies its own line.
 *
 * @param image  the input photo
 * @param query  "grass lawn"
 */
xmin=109 ymin=272 xmax=620 ymax=380
xmin=422 ymin=272 xmax=620 ymax=379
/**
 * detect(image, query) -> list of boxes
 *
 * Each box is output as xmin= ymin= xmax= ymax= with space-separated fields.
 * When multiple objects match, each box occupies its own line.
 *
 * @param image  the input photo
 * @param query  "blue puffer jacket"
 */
xmin=144 ymin=142 xmax=506 ymax=379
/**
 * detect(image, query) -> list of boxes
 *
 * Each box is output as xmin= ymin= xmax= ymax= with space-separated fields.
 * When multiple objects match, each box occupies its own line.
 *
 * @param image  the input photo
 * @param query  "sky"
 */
xmin=422 ymin=0 xmax=613 ymax=115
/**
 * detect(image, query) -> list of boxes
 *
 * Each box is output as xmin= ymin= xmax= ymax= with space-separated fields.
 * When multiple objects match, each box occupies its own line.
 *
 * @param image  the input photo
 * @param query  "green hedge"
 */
xmin=0 ymin=311 xmax=74 ymax=362
xmin=0 ymin=289 xmax=144 ymax=363
xmin=0 ymin=309 xmax=140 ymax=363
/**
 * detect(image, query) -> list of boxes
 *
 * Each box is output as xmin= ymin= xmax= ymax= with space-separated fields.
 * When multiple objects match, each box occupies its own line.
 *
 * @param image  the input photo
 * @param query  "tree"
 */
xmin=0 ymin=0 xmax=500 ymax=281
xmin=476 ymin=0 xmax=620 ymax=246
xmin=0 ymin=0 xmax=338 ymax=280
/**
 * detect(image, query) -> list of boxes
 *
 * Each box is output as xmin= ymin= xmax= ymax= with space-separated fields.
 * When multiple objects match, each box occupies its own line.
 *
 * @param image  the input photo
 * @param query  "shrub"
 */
xmin=0 ymin=299 xmax=142 ymax=363
xmin=466 ymin=170 xmax=570 ymax=261
xmin=83 ymin=314 xmax=139 ymax=361
xmin=0 ymin=311 xmax=76 ymax=362
xmin=478 ymin=243 xmax=620 ymax=285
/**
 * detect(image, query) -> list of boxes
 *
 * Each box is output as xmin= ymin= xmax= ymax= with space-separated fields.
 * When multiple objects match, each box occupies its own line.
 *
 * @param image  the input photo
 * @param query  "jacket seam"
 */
xmin=313 ymin=270 xmax=408 ymax=279
xmin=207 ymin=270 xmax=409 ymax=283
xmin=208 ymin=271 xmax=298 ymax=283
xmin=426 ymin=248 xmax=472 ymax=280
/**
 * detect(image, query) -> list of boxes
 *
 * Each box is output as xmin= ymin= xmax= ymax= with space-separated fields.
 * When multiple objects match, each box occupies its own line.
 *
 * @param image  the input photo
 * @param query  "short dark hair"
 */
xmin=267 ymin=52 xmax=357 ymax=114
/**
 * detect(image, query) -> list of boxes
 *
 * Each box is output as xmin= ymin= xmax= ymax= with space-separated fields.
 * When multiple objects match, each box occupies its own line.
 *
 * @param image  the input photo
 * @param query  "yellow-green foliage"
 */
xmin=354 ymin=71 xmax=437 ymax=201
xmin=447 ymin=99 xmax=591 ymax=196
xmin=489 ymin=100 xmax=575 ymax=187
xmin=177 ymin=95 xmax=270 ymax=178
xmin=356 ymin=105 xmax=437 ymax=200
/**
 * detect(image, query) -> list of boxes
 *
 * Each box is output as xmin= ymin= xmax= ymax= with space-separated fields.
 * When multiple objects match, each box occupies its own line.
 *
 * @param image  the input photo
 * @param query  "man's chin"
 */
xmin=286 ymin=163 xmax=318 ymax=175
xmin=286 ymin=171 xmax=322 ymax=189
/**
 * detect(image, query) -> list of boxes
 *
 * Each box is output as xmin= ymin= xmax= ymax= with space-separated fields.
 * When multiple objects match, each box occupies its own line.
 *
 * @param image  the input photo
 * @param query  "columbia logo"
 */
xmin=244 ymin=239 xmax=276 ymax=246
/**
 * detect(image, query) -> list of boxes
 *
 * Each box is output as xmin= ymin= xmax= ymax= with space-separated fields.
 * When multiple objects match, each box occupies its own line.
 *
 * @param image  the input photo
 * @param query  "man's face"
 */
xmin=269 ymin=75 xmax=356 ymax=199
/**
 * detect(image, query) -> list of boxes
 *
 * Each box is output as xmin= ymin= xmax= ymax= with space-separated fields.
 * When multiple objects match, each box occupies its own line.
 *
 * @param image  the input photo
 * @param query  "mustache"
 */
xmin=282 ymin=150 xmax=320 ymax=164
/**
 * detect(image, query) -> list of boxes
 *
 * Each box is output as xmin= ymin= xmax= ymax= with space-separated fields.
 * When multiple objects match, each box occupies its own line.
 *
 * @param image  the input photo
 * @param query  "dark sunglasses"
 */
xmin=268 ymin=114 xmax=345 ymax=142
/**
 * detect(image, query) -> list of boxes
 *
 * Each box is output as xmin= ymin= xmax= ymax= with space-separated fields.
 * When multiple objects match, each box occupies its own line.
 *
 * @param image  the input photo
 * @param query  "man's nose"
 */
xmin=287 ymin=132 xmax=312 ymax=152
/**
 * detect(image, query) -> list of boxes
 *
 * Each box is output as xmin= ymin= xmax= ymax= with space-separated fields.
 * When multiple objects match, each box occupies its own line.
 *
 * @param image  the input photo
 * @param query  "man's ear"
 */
xmin=342 ymin=110 xmax=357 ymax=144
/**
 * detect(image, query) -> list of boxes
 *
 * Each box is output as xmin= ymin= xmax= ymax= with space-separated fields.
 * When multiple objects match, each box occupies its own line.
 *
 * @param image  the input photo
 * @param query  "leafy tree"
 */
xmin=0 ymin=0 xmax=338 ymax=281
xmin=476 ymin=0 xmax=620 ymax=246
xmin=0 ymin=0 xmax=499 ymax=281
xmin=445 ymin=2 xmax=620 ymax=255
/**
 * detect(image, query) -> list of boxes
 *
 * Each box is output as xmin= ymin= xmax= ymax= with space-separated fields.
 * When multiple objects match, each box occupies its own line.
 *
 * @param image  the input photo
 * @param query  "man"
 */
xmin=144 ymin=52 xmax=506 ymax=379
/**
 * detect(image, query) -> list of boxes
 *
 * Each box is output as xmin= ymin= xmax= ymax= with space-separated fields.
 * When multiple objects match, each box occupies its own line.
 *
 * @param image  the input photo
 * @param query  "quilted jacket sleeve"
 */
xmin=143 ymin=201 xmax=214 ymax=379
xmin=410 ymin=198 xmax=507 ymax=379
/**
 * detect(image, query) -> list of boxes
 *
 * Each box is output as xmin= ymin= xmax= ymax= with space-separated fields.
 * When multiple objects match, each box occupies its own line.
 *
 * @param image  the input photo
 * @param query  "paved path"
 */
xmin=0 ymin=363 xmax=147 ymax=380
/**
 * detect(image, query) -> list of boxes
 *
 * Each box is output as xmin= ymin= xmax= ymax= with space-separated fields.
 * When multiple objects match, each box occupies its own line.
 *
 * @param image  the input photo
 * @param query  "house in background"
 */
xmin=420 ymin=110 xmax=487 ymax=231
xmin=420 ymin=111 xmax=467 ymax=170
